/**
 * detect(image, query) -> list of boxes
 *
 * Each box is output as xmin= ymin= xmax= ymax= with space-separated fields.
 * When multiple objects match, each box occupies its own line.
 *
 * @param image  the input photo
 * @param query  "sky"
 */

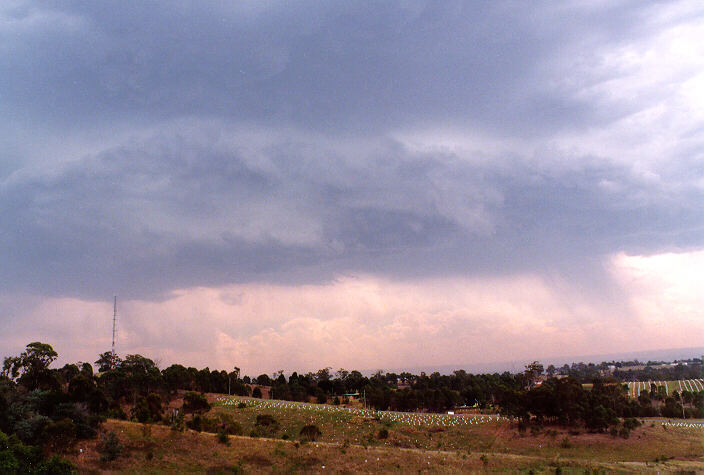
xmin=1 ymin=0 xmax=703 ymax=376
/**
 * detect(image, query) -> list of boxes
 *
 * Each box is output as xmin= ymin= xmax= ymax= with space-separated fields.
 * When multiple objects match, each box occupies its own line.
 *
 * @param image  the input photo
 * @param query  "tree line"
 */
xmin=2 ymin=342 xmax=703 ymax=471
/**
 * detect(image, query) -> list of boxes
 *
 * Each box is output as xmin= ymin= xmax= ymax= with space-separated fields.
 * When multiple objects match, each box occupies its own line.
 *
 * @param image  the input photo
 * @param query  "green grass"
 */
xmin=625 ymin=379 xmax=704 ymax=398
xmin=212 ymin=396 xmax=507 ymax=451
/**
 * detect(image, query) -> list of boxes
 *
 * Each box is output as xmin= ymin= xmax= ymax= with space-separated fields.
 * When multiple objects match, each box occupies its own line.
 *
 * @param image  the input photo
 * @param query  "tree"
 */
xmin=336 ymin=368 xmax=349 ymax=381
xmin=68 ymin=373 xmax=96 ymax=402
xmin=182 ymin=392 xmax=210 ymax=414
xmin=95 ymin=352 xmax=120 ymax=373
xmin=315 ymin=367 xmax=332 ymax=382
xmin=130 ymin=393 xmax=163 ymax=423
xmin=162 ymin=364 xmax=192 ymax=393
xmin=99 ymin=431 xmax=122 ymax=462
xmin=523 ymin=361 xmax=544 ymax=389
xmin=2 ymin=342 xmax=59 ymax=391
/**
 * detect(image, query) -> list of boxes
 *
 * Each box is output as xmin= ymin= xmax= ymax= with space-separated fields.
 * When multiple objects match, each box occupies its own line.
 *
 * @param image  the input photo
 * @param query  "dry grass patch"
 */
xmin=63 ymin=410 xmax=704 ymax=473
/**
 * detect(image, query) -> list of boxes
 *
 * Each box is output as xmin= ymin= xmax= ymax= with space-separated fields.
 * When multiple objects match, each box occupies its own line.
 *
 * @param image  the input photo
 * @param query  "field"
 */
xmin=212 ymin=396 xmax=507 ymax=451
xmin=65 ymin=395 xmax=704 ymax=472
xmin=626 ymin=379 xmax=704 ymax=399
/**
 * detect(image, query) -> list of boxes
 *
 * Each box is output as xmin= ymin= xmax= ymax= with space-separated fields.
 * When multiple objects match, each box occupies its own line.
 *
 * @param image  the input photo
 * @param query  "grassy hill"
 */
xmin=64 ymin=396 xmax=704 ymax=472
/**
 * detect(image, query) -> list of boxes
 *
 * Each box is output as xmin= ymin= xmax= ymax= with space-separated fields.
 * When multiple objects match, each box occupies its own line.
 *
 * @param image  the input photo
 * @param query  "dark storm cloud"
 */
xmin=2 ymin=123 xmax=701 ymax=299
xmin=1 ymin=0 xmax=648 ymax=134
xmin=1 ymin=0 xmax=703 ymax=299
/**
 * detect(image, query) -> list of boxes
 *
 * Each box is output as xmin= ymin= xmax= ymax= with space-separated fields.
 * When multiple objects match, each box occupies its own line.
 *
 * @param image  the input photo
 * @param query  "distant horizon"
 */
xmin=379 ymin=345 xmax=704 ymax=378
xmin=35 ymin=341 xmax=704 ymax=378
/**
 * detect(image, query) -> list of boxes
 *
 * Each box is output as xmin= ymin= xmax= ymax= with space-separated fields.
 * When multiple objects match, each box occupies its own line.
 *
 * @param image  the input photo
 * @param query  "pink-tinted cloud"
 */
xmin=3 ymin=250 xmax=702 ymax=375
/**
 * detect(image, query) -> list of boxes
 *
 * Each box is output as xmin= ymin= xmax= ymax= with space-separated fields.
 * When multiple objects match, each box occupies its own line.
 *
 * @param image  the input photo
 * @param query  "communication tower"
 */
xmin=111 ymin=296 xmax=118 ymax=367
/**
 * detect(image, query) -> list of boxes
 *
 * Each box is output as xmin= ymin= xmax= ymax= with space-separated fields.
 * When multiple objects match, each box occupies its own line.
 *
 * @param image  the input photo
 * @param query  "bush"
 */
xmin=560 ymin=437 xmax=572 ymax=449
xmin=182 ymin=392 xmax=210 ymax=414
xmin=131 ymin=397 xmax=152 ymax=423
xmin=377 ymin=428 xmax=389 ymax=439
xmin=218 ymin=414 xmax=243 ymax=435
xmin=299 ymin=424 xmax=322 ymax=441
xmin=170 ymin=411 xmax=185 ymax=432
xmin=99 ymin=431 xmax=122 ymax=463
xmin=217 ymin=430 xmax=229 ymax=445
xmin=36 ymin=454 xmax=76 ymax=474
xmin=186 ymin=414 xmax=202 ymax=432
xmin=0 ymin=431 xmax=44 ymax=473
xmin=315 ymin=388 xmax=327 ymax=404
xmin=43 ymin=418 xmax=76 ymax=452
xmin=623 ymin=418 xmax=641 ymax=431
xmin=256 ymin=414 xmax=277 ymax=427
xmin=237 ymin=402 xmax=247 ymax=409
xmin=107 ymin=407 xmax=127 ymax=420
xmin=252 ymin=414 xmax=279 ymax=436
xmin=252 ymin=387 xmax=262 ymax=398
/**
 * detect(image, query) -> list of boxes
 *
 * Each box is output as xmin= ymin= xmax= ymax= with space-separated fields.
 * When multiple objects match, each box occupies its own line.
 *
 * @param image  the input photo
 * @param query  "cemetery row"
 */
xmin=627 ymin=379 xmax=704 ymax=398
xmin=215 ymin=396 xmax=507 ymax=426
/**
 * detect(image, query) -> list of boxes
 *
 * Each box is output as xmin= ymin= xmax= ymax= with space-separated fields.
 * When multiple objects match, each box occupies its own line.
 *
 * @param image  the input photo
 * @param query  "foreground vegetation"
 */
xmin=64 ymin=412 xmax=703 ymax=472
xmin=2 ymin=342 xmax=703 ymax=472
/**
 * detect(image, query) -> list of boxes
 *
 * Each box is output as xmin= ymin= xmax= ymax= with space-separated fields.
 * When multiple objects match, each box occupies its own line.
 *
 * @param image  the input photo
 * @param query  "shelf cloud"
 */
xmin=1 ymin=1 xmax=703 ymax=369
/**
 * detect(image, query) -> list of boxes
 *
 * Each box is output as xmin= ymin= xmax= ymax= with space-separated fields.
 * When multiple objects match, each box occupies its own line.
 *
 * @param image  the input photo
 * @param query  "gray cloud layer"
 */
xmin=1 ymin=1 xmax=703 ymax=299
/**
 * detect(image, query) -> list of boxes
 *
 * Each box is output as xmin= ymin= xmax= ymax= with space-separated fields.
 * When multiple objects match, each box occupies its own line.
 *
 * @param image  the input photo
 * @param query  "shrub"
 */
xmin=131 ymin=397 xmax=151 ymax=423
xmin=299 ymin=424 xmax=322 ymax=441
xmin=237 ymin=402 xmax=247 ymax=409
xmin=218 ymin=414 xmax=243 ymax=436
xmin=192 ymin=416 xmax=219 ymax=433
xmin=183 ymin=392 xmax=210 ymax=414
xmin=170 ymin=412 xmax=185 ymax=432
xmin=623 ymin=418 xmax=641 ymax=431
xmin=44 ymin=418 xmax=76 ymax=452
xmin=0 ymin=450 xmax=20 ymax=474
xmin=186 ymin=414 xmax=202 ymax=432
xmin=0 ymin=430 xmax=47 ymax=473
xmin=107 ymin=407 xmax=127 ymax=420
xmin=377 ymin=428 xmax=389 ymax=439
xmin=315 ymin=388 xmax=327 ymax=404
xmin=217 ymin=430 xmax=229 ymax=445
xmin=36 ymin=455 xmax=75 ymax=474
xmin=99 ymin=431 xmax=122 ymax=463
xmin=252 ymin=388 xmax=262 ymax=398
xmin=256 ymin=414 xmax=277 ymax=427
xmin=560 ymin=437 xmax=572 ymax=449
xmin=146 ymin=393 xmax=163 ymax=421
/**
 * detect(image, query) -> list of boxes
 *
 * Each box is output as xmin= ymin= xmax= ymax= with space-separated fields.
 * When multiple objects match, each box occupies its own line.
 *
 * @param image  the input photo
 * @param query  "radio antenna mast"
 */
xmin=111 ymin=296 xmax=118 ymax=366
